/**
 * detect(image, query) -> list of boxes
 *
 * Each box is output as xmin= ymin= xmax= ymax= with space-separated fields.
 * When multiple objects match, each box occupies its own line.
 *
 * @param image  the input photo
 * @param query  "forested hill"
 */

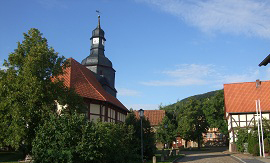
xmin=161 ymin=89 xmax=222 ymax=111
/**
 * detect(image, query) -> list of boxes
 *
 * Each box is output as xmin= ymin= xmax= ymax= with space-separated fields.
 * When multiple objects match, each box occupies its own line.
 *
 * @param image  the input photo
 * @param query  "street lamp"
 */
xmin=139 ymin=109 xmax=144 ymax=163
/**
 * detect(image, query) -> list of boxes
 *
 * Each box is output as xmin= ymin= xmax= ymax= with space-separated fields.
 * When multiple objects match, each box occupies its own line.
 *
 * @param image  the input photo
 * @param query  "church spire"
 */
xmin=98 ymin=15 xmax=100 ymax=28
xmin=96 ymin=10 xmax=101 ymax=28
xmin=81 ymin=12 xmax=117 ymax=97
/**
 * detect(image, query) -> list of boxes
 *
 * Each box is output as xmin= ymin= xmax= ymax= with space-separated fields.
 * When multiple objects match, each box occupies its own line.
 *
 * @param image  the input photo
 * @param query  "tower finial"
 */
xmin=96 ymin=10 xmax=101 ymax=28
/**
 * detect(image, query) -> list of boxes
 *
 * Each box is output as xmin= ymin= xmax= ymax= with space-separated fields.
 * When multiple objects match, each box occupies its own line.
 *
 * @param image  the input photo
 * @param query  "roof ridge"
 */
xmin=68 ymin=58 xmax=72 ymax=87
xmin=224 ymin=80 xmax=270 ymax=85
xmin=71 ymin=59 xmax=106 ymax=101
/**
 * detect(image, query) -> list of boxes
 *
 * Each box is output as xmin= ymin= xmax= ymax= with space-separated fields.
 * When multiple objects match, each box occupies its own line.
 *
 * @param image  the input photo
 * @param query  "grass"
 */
xmin=0 ymin=151 xmax=24 ymax=163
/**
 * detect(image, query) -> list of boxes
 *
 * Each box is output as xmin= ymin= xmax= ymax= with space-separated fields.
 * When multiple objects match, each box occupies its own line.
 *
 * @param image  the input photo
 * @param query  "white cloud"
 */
xmin=141 ymin=78 xmax=208 ymax=86
xmin=138 ymin=0 xmax=270 ymax=38
xmin=220 ymin=70 xmax=260 ymax=84
xmin=141 ymin=64 xmax=216 ymax=86
xmin=118 ymin=88 xmax=141 ymax=97
xmin=125 ymin=104 xmax=159 ymax=110
xmin=162 ymin=64 xmax=215 ymax=78
xmin=141 ymin=64 xmax=263 ymax=87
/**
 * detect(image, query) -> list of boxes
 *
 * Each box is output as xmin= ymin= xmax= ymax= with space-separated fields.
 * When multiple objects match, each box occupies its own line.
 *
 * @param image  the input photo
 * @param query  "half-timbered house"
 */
xmin=224 ymin=80 xmax=270 ymax=152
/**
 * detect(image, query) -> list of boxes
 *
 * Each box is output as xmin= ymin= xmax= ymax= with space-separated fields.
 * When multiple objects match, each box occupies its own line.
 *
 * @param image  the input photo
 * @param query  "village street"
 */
xmin=174 ymin=147 xmax=269 ymax=163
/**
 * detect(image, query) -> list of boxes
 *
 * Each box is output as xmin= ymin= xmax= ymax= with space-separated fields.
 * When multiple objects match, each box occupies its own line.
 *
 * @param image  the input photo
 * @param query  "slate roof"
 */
xmin=224 ymin=80 xmax=270 ymax=113
xmin=259 ymin=54 xmax=270 ymax=66
xmin=55 ymin=58 xmax=128 ymax=112
xmin=135 ymin=110 xmax=166 ymax=126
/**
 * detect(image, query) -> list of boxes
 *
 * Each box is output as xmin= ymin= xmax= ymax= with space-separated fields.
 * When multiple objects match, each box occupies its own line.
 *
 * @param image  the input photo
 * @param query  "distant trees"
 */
xmin=125 ymin=111 xmax=156 ymax=160
xmin=177 ymin=99 xmax=209 ymax=149
xmin=159 ymin=90 xmax=227 ymax=148
xmin=156 ymin=115 xmax=177 ymax=149
xmin=202 ymin=90 xmax=228 ymax=135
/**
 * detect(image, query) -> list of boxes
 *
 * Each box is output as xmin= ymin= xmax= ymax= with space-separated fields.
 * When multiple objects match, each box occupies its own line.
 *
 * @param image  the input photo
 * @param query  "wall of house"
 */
xmin=88 ymin=102 xmax=126 ymax=123
xmin=202 ymin=128 xmax=227 ymax=147
xmin=227 ymin=112 xmax=270 ymax=152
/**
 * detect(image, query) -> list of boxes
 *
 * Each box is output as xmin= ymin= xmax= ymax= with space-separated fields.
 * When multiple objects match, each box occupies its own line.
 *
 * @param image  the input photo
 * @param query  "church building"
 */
xmin=81 ymin=15 xmax=117 ymax=97
xmin=56 ymin=16 xmax=128 ymax=122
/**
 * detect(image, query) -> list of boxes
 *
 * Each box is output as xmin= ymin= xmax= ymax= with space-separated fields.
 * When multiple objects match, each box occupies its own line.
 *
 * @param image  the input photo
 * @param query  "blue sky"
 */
xmin=1 ymin=0 xmax=270 ymax=110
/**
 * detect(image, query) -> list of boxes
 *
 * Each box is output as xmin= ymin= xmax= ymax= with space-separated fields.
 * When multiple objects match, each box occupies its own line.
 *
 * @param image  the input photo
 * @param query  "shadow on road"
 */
xmin=176 ymin=154 xmax=231 ymax=162
xmin=179 ymin=147 xmax=228 ymax=155
xmin=175 ymin=147 xmax=232 ymax=162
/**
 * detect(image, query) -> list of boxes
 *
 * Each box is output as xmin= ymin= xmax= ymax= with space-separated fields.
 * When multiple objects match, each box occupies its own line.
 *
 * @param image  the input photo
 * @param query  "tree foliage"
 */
xmin=177 ymin=99 xmax=209 ymax=148
xmin=202 ymin=90 xmax=228 ymax=134
xmin=0 ymin=28 xmax=85 ymax=154
xmin=33 ymin=113 xmax=137 ymax=163
xmin=156 ymin=115 xmax=177 ymax=149
xmin=125 ymin=111 xmax=156 ymax=159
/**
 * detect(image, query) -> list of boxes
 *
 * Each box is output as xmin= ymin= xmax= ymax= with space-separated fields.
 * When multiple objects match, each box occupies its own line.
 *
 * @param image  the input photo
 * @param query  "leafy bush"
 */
xmin=264 ymin=139 xmax=270 ymax=154
xmin=32 ymin=113 xmax=138 ymax=163
xmin=236 ymin=128 xmax=248 ymax=152
xmin=253 ymin=143 xmax=260 ymax=156
xmin=32 ymin=113 xmax=85 ymax=163
xmin=247 ymin=131 xmax=259 ymax=155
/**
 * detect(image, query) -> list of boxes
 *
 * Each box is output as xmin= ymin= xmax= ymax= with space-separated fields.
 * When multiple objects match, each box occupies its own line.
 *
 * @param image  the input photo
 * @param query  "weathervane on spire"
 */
xmin=96 ymin=10 xmax=101 ymax=16
xmin=96 ymin=10 xmax=101 ymax=27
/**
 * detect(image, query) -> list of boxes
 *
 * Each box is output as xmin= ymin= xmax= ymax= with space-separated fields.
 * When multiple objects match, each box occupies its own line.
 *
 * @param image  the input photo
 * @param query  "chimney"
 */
xmin=256 ymin=79 xmax=261 ymax=88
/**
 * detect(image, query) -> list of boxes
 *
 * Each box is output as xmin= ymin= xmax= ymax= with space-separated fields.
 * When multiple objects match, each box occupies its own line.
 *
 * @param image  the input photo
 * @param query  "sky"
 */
xmin=1 ymin=0 xmax=270 ymax=110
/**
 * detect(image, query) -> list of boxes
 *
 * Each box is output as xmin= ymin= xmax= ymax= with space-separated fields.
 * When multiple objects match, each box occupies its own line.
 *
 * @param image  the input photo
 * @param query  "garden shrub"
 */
xmin=236 ymin=128 xmax=248 ymax=152
xmin=264 ymin=139 xmax=270 ymax=154
xmin=32 ymin=113 xmax=85 ymax=163
xmin=32 ymin=113 xmax=138 ymax=163
xmin=253 ymin=143 xmax=260 ymax=156
xmin=248 ymin=131 xmax=258 ymax=155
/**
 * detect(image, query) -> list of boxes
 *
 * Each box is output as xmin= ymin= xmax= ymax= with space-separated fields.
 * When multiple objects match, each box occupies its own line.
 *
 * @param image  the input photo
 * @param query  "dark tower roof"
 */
xmin=81 ymin=15 xmax=113 ymax=68
xmin=81 ymin=15 xmax=117 ymax=97
xmin=91 ymin=15 xmax=105 ymax=40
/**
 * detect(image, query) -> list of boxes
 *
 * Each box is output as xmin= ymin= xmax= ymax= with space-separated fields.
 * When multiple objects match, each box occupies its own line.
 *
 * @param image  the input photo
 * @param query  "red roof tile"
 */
xmin=55 ymin=58 xmax=128 ymax=112
xmin=224 ymin=80 xmax=270 ymax=113
xmin=134 ymin=110 xmax=166 ymax=126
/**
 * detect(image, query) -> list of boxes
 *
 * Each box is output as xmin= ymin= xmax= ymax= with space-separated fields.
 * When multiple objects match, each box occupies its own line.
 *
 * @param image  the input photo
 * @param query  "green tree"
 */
xmin=0 ymin=28 xmax=85 ymax=156
xmin=156 ymin=115 xmax=177 ymax=149
xmin=177 ymin=99 xmax=209 ymax=149
xmin=202 ymin=90 xmax=228 ymax=134
xmin=33 ymin=113 xmax=137 ymax=163
xmin=125 ymin=111 xmax=156 ymax=160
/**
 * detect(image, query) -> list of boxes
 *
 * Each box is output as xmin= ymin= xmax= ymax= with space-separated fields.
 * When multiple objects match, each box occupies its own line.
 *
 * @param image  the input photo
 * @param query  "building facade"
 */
xmin=224 ymin=80 xmax=270 ymax=152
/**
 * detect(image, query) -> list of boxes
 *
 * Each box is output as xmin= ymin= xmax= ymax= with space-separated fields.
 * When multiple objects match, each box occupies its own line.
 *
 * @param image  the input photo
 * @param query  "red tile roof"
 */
xmin=55 ymin=58 xmax=128 ymax=112
xmin=134 ymin=110 xmax=166 ymax=126
xmin=224 ymin=80 xmax=270 ymax=113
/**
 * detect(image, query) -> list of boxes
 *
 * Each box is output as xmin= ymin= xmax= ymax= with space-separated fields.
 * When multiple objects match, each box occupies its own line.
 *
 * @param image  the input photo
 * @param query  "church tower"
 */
xmin=81 ymin=15 xmax=117 ymax=97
